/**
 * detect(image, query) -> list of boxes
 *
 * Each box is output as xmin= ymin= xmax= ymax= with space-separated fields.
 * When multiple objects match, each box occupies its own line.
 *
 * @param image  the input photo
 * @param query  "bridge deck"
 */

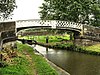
xmin=0 ymin=19 xmax=100 ymax=49
xmin=16 ymin=19 xmax=82 ymax=30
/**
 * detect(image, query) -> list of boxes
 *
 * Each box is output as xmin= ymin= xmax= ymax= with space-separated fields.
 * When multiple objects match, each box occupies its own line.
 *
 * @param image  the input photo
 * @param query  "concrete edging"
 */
xmin=45 ymin=57 xmax=70 ymax=75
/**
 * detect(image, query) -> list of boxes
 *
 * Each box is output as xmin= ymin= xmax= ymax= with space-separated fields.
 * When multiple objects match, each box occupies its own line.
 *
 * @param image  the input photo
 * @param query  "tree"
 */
xmin=39 ymin=0 xmax=100 ymax=26
xmin=0 ymin=0 xmax=17 ymax=21
xmin=90 ymin=2 xmax=100 ymax=26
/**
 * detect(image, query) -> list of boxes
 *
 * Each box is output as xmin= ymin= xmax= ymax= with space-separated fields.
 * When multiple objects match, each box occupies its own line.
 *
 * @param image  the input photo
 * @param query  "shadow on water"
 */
xmin=33 ymin=45 xmax=100 ymax=75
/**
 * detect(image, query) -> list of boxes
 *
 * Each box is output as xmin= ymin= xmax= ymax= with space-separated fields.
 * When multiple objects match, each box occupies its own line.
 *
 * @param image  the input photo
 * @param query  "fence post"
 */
xmin=81 ymin=24 xmax=84 ymax=36
xmin=70 ymin=32 xmax=73 ymax=40
xmin=46 ymin=36 xmax=49 ymax=43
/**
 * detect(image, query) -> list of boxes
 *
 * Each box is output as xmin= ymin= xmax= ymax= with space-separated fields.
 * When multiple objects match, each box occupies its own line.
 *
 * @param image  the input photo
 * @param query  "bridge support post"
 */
xmin=46 ymin=47 xmax=48 ymax=52
xmin=73 ymin=35 xmax=76 ymax=45
xmin=73 ymin=31 xmax=80 ymax=45
xmin=81 ymin=24 xmax=84 ymax=36
xmin=46 ymin=36 xmax=49 ymax=43
xmin=22 ymin=39 xmax=25 ymax=44
xmin=69 ymin=32 xmax=73 ymax=40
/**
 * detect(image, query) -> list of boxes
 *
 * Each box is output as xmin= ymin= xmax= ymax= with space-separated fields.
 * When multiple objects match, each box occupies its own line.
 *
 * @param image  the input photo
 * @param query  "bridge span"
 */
xmin=0 ymin=19 xmax=100 ymax=49
xmin=16 ymin=19 xmax=83 ymax=33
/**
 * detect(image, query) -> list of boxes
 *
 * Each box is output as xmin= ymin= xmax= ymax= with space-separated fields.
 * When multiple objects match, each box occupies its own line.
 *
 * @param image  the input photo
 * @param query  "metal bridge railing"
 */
xmin=16 ymin=19 xmax=83 ymax=31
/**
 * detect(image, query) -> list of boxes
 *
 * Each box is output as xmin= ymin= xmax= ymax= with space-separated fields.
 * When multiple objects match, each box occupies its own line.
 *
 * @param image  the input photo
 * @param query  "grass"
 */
xmin=85 ymin=44 xmax=100 ymax=52
xmin=0 ymin=45 xmax=35 ymax=75
xmin=17 ymin=43 xmax=58 ymax=75
xmin=0 ymin=43 xmax=58 ymax=75
xmin=0 ymin=57 xmax=33 ymax=75
xmin=19 ymin=35 xmax=100 ymax=55
xmin=33 ymin=55 xmax=58 ymax=75
xmin=19 ymin=34 xmax=70 ymax=43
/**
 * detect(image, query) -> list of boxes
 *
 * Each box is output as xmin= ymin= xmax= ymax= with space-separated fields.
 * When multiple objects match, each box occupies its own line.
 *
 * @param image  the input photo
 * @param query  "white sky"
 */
xmin=12 ymin=0 xmax=44 ymax=20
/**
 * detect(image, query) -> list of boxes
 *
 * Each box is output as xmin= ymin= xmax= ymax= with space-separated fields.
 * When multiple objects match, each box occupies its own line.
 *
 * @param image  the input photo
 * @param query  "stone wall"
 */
xmin=0 ymin=21 xmax=15 ymax=32
xmin=0 ymin=21 xmax=16 ymax=49
xmin=75 ymin=38 xmax=100 ymax=46
xmin=83 ymin=25 xmax=100 ymax=38
xmin=79 ymin=25 xmax=100 ymax=45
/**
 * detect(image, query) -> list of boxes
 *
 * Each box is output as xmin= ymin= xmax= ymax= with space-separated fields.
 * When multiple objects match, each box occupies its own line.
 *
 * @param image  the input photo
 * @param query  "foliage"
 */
xmin=85 ymin=44 xmax=100 ymax=52
xmin=21 ymin=35 xmax=100 ymax=55
xmin=39 ymin=0 xmax=100 ymax=26
xmin=0 ymin=43 xmax=58 ymax=75
xmin=19 ymin=34 xmax=70 ymax=43
xmin=91 ymin=2 xmax=100 ymax=26
xmin=33 ymin=55 xmax=58 ymax=75
xmin=19 ymin=35 xmax=100 ymax=56
xmin=0 ymin=44 xmax=34 ymax=75
xmin=0 ymin=0 xmax=17 ymax=20
xmin=0 ymin=57 xmax=33 ymax=75
xmin=17 ymin=43 xmax=58 ymax=75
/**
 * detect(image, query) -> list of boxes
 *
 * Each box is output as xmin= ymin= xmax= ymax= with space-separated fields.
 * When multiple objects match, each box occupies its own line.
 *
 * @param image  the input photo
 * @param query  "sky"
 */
xmin=12 ymin=0 xmax=44 ymax=20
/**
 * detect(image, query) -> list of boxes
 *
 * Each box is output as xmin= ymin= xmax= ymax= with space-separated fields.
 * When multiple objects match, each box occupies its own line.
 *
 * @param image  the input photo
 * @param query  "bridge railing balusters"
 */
xmin=16 ymin=19 xmax=84 ymax=31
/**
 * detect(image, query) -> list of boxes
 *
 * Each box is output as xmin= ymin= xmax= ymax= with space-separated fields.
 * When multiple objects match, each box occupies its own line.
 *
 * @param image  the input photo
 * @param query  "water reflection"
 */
xmin=34 ymin=45 xmax=100 ymax=75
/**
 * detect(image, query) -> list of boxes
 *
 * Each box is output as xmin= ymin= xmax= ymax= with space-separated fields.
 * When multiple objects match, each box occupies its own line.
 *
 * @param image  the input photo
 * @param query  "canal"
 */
xmin=33 ymin=45 xmax=100 ymax=75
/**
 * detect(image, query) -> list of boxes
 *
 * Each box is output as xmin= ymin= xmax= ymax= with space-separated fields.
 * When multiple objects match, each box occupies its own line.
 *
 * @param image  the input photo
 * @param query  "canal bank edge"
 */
xmin=30 ymin=45 xmax=70 ymax=75
xmin=45 ymin=57 xmax=70 ymax=75
xmin=36 ymin=42 xmax=100 ymax=56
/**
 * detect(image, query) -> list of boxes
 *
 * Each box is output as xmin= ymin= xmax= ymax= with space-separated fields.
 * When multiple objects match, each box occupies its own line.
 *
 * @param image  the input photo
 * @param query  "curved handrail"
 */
xmin=0 ymin=36 xmax=17 ymax=50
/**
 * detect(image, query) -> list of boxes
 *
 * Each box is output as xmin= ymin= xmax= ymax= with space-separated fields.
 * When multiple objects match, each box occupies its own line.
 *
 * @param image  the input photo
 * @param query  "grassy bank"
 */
xmin=19 ymin=34 xmax=70 ymax=43
xmin=0 ymin=43 xmax=58 ymax=75
xmin=19 ymin=35 xmax=100 ymax=56
xmin=0 ymin=45 xmax=34 ymax=75
xmin=37 ymin=42 xmax=100 ymax=56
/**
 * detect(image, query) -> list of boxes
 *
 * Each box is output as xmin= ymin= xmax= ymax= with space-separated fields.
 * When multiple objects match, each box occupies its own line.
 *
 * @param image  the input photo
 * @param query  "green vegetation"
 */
xmin=86 ymin=44 xmax=100 ymax=52
xmin=19 ymin=34 xmax=70 ymax=43
xmin=17 ymin=43 xmax=58 ymax=75
xmin=19 ymin=35 xmax=100 ymax=56
xmin=0 ymin=44 xmax=35 ymax=75
xmin=0 ymin=43 xmax=58 ymax=75
xmin=0 ymin=0 xmax=17 ymax=20
xmin=39 ymin=0 xmax=100 ymax=26
xmin=32 ymin=55 xmax=58 ymax=75
xmin=0 ymin=57 xmax=34 ymax=75
xmin=38 ymin=41 xmax=100 ymax=56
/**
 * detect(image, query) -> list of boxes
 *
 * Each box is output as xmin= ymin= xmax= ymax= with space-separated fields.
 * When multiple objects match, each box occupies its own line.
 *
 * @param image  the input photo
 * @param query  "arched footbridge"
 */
xmin=16 ymin=19 xmax=82 ymax=32
xmin=0 ymin=19 xmax=100 ymax=49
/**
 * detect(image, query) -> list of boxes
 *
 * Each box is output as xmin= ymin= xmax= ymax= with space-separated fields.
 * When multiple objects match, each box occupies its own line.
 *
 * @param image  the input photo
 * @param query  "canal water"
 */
xmin=33 ymin=45 xmax=100 ymax=75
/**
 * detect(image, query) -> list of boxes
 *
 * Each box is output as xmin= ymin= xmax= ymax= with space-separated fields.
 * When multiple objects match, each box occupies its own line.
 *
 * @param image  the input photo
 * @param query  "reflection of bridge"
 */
xmin=0 ymin=19 xmax=100 ymax=49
